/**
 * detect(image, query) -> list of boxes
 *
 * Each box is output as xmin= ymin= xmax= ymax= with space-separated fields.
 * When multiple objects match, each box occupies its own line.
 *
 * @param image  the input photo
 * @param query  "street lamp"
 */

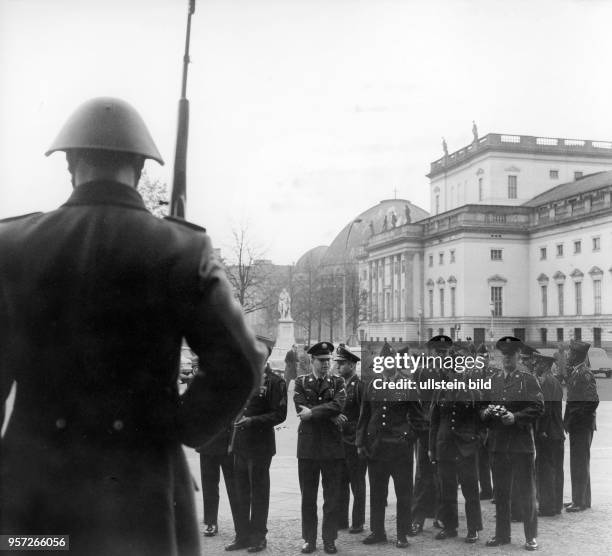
xmin=417 ymin=308 xmax=423 ymax=347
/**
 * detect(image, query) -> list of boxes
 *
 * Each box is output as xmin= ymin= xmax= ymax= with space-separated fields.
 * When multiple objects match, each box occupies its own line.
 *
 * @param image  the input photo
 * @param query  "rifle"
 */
xmin=170 ymin=0 xmax=196 ymax=219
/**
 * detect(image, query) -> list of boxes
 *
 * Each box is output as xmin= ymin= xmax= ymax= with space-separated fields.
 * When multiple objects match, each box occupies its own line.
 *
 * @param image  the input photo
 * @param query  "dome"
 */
xmin=320 ymin=199 xmax=429 ymax=267
xmin=295 ymin=245 xmax=328 ymax=272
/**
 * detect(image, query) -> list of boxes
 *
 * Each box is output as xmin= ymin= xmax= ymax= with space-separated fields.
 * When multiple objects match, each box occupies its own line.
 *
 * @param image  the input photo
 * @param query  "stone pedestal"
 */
xmin=270 ymin=318 xmax=296 ymax=369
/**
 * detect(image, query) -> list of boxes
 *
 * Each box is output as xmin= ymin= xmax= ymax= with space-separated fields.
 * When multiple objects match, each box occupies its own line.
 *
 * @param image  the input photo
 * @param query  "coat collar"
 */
xmin=62 ymin=181 xmax=148 ymax=212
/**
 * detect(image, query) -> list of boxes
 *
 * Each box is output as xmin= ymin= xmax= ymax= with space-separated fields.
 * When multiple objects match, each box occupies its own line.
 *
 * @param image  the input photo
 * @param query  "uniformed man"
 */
xmin=563 ymin=339 xmax=599 ymax=512
xmin=294 ymin=342 xmax=346 ymax=554
xmin=410 ymin=336 xmax=448 ymax=535
xmin=357 ymin=343 xmax=420 ymax=548
xmin=532 ymin=353 xmax=564 ymax=516
xmin=0 ymin=97 xmax=266 ymax=556
xmin=332 ymin=345 xmax=366 ymax=534
xmin=228 ymin=336 xmax=288 ymax=552
xmin=197 ymin=427 xmax=239 ymax=539
xmin=474 ymin=343 xmax=493 ymax=500
xmin=481 ymin=336 xmax=543 ymax=551
xmin=429 ymin=353 xmax=482 ymax=543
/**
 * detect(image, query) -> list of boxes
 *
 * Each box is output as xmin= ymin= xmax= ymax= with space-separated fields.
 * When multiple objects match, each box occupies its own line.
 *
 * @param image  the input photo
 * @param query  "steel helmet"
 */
xmin=45 ymin=97 xmax=164 ymax=165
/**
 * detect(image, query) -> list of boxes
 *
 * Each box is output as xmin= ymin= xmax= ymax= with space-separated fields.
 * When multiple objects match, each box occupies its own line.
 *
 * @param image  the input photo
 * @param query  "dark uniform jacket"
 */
xmin=482 ymin=369 xmax=544 ymax=454
xmin=536 ymin=373 xmax=565 ymax=440
xmin=356 ymin=373 xmax=419 ymax=460
xmin=340 ymin=374 xmax=363 ymax=445
xmin=233 ymin=365 xmax=287 ymax=458
xmin=429 ymin=387 xmax=482 ymax=461
xmin=563 ymin=363 xmax=599 ymax=432
xmin=412 ymin=367 xmax=444 ymax=433
xmin=294 ymin=372 xmax=346 ymax=459
xmin=0 ymin=182 xmax=265 ymax=556
xmin=196 ymin=425 xmax=232 ymax=456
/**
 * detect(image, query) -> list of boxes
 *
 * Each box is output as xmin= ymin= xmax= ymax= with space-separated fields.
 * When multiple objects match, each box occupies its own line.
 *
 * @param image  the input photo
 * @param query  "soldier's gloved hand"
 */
xmin=331 ymin=414 xmax=347 ymax=428
xmin=500 ymin=411 xmax=515 ymax=425
xmin=234 ymin=416 xmax=252 ymax=428
xmin=297 ymin=405 xmax=313 ymax=421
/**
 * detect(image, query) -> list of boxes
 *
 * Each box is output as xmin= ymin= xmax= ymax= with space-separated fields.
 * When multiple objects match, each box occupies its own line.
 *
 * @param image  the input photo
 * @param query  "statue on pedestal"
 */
xmin=278 ymin=288 xmax=292 ymax=320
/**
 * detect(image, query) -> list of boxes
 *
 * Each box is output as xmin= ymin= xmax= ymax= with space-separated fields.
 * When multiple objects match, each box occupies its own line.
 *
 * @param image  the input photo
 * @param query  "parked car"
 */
xmin=588 ymin=348 xmax=612 ymax=378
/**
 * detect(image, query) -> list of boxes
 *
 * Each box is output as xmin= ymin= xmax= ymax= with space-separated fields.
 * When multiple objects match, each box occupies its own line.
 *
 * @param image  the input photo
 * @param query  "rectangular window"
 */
xmin=558 ymin=283 xmax=564 ymax=316
xmin=594 ymin=279 xmax=602 ymax=315
xmin=540 ymin=247 xmax=547 ymax=260
xmin=508 ymin=175 xmax=517 ymax=199
xmin=450 ymin=250 xmax=456 ymax=263
xmin=438 ymin=327 xmax=444 ymax=336
xmin=556 ymin=244 xmax=564 ymax=257
xmin=549 ymin=169 xmax=559 ymax=179
xmin=540 ymin=328 xmax=548 ymax=345
xmin=435 ymin=195 xmax=440 ymax=214
xmin=478 ymin=178 xmax=483 ymax=201
xmin=491 ymin=286 xmax=503 ymax=317
xmin=428 ymin=255 xmax=433 ymax=267
xmin=490 ymin=249 xmax=502 ymax=261
xmin=574 ymin=240 xmax=581 ymax=254
xmin=593 ymin=236 xmax=601 ymax=251
xmin=575 ymin=282 xmax=582 ymax=315
xmin=574 ymin=171 xmax=583 ymax=180
xmin=594 ymin=327 xmax=602 ymax=348
xmin=439 ymin=288 xmax=445 ymax=317
xmin=428 ymin=290 xmax=434 ymax=318
xmin=556 ymin=328 xmax=564 ymax=342
xmin=513 ymin=328 xmax=526 ymax=342
xmin=451 ymin=287 xmax=456 ymax=317
xmin=574 ymin=327 xmax=582 ymax=341
xmin=427 ymin=328 xmax=433 ymax=339
xmin=439 ymin=253 xmax=444 ymax=265
xmin=541 ymin=285 xmax=548 ymax=316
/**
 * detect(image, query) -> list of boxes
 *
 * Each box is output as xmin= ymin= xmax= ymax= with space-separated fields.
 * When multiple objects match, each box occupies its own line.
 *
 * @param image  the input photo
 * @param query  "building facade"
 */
xmin=359 ymin=134 xmax=612 ymax=349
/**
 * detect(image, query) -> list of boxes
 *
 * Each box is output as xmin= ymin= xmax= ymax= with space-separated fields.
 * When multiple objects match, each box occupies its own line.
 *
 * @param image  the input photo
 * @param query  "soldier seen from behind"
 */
xmin=563 ymin=339 xmax=599 ymax=512
xmin=0 ymin=97 xmax=266 ymax=556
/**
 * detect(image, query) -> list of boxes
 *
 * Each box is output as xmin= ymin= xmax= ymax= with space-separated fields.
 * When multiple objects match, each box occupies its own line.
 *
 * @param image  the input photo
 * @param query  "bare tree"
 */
xmin=137 ymin=171 xmax=169 ymax=218
xmin=224 ymin=226 xmax=275 ymax=315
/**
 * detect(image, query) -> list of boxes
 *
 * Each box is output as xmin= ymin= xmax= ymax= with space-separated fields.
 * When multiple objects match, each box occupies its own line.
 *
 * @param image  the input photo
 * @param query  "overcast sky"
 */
xmin=2 ymin=0 xmax=612 ymax=264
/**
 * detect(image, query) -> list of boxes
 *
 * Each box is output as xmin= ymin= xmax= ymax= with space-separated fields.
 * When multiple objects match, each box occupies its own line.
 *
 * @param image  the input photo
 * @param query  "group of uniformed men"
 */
xmin=201 ymin=333 xmax=599 ymax=554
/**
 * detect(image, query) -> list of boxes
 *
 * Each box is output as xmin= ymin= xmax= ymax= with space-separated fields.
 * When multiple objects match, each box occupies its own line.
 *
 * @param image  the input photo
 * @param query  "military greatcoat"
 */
xmin=0 ymin=182 xmax=265 ymax=556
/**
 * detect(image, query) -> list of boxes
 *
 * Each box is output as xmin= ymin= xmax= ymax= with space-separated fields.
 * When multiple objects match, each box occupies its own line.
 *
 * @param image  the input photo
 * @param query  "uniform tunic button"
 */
xmin=55 ymin=418 xmax=67 ymax=429
xmin=383 ymin=406 xmax=387 ymax=410
xmin=382 ymin=422 xmax=386 ymax=426
xmin=451 ymin=426 xmax=455 ymax=430
xmin=113 ymin=419 xmax=124 ymax=431
xmin=318 ymin=397 xmax=322 ymax=400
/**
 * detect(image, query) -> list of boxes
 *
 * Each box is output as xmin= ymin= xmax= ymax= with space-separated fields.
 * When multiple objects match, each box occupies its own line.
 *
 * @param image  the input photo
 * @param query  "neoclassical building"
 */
xmin=357 ymin=133 xmax=612 ymax=349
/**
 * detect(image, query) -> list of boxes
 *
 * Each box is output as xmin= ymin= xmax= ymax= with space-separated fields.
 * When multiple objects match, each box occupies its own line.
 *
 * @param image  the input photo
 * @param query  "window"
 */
xmin=450 ymin=250 xmax=456 ymax=263
xmin=594 ymin=328 xmax=602 ymax=348
xmin=575 ymin=282 xmax=582 ymax=315
xmin=556 ymin=244 xmax=564 ymax=257
xmin=451 ymin=287 xmax=456 ymax=317
xmin=556 ymin=328 xmax=564 ymax=342
xmin=594 ymin=279 xmax=602 ymax=315
xmin=558 ymin=283 xmax=564 ymax=316
xmin=508 ymin=175 xmax=517 ymax=199
xmin=593 ymin=237 xmax=601 ymax=251
xmin=427 ymin=328 xmax=433 ymax=339
xmin=541 ymin=285 xmax=548 ymax=316
xmin=438 ymin=328 xmax=444 ymax=335
xmin=439 ymin=288 xmax=445 ymax=317
xmin=574 ymin=171 xmax=583 ymax=180
xmin=574 ymin=240 xmax=581 ymax=254
xmin=435 ymin=195 xmax=440 ymax=214
xmin=540 ymin=247 xmax=547 ymax=260
xmin=478 ymin=178 xmax=483 ymax=201
xmin=574 ymin=328 xmax=582 ymax=341
xmin=428 ymin=255 xmax=433 ymax=268
xmin=549 ymin=170 xmax=559 ymax=179
xmin=428 ymin=290 xmax=434 ymax=318
xmin=540 ymin=328 xmax=548 ymax=345
xmin=439 ymin=253 xmax=444 ymax=265
xmin=490 ymin=249 xmax=502 ymax=261
xmin=491 ymin=286 xmax=503 ymax=317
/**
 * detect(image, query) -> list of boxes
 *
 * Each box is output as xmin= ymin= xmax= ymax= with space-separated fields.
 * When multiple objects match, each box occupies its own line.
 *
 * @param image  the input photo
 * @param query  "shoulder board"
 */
xmin=163 ymin=216 xmax=206 ymax=233
xmin=0 ymin=211 xmax=43 ymax=224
